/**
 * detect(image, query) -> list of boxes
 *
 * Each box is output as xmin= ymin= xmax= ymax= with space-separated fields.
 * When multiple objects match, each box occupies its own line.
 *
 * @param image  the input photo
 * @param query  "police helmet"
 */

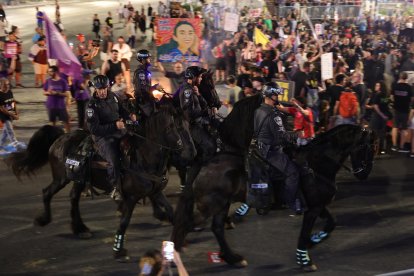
xmin=263 ymin=82 xmax=283 ymax=98
xmin=92 ymin=75 xmax=109 ymax=89
xmin=184 ymin=66 xmax=204 ymax=79
xmin=136 ymin=49 xmax=151 ymax=62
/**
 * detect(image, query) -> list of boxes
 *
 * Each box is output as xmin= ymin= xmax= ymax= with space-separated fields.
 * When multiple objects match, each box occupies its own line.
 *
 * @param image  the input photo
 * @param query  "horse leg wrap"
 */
xmin=113 ymin=233 xmax=125 ymax=252
xmin=296 ymin=248 xmax=317 ymax=271
xmin=296 ymin=249 xmax=312 ymax=266
xmin=235 ymin=203 xmax=250 ymax=216
xmin=310 ymin=231 xmax=328 ymax=244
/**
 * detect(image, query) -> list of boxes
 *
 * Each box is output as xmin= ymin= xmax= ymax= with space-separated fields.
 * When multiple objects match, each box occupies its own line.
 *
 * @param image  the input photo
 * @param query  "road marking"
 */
xmin=376 ymin=268 xmax=414 ymax=276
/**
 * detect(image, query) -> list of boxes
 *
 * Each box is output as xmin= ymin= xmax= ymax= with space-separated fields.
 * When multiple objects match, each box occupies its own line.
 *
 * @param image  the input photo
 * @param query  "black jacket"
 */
xmin=176 ymin=82 xmax=208 ymax=123
xmin=86 ymin=92 xmax=130 ymax=139
xmin=254 ymin=103 xmax=296 ymax=147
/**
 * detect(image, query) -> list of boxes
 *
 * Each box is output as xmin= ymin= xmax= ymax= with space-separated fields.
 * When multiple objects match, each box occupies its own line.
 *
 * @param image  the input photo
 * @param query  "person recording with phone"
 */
xmin=138 ymin=241 xmax=189 ymax=276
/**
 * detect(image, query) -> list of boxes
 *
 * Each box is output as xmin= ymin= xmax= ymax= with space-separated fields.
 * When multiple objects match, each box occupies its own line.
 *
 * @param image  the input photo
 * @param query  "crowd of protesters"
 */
xmin=181 ymin=3 xmax=414 ymax=157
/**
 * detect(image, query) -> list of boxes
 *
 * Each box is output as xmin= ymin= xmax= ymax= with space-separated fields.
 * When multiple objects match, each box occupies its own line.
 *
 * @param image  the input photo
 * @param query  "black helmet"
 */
xmin=263 ymin=82 xmax=283 ymax=98
xmin=184 ymin=66 xmax=203 ymax=79
xmin=136 ymin=49 xmax=151 ymax=62
xmin=92 ymin=75 xmax=109 ymax=89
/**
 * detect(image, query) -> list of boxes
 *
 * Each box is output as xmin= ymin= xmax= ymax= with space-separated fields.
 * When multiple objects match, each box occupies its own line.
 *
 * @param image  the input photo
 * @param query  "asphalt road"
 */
xmin=1 ymin=140 xmax=414 ymax=276
xmin=2 ymin=1 xmax=414 ymax=276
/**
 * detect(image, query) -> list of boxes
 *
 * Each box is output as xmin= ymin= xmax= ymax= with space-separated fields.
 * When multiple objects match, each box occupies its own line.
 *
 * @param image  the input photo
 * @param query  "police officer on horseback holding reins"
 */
xmin=235 ymin=82 xmax=302 ymax=217
xmin=175 ymin=66 xmax=216 ymax=163
xmin=133 ymin=49 xmax=161 ymax=117
xmin=86 ymin=75 xmax=137 ymax=201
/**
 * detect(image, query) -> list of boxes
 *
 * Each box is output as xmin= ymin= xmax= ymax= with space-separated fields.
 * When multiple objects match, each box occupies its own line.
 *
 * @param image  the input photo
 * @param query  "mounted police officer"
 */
xmin=133 ymin=49 xmax=160 ymax=117
xmin=175 ymin=65 xmax=216 ymax=164
xmin=235 ymin=82 xmax=301 ymax=217
xmin=86 ymin=75 xmax=137 ymax=201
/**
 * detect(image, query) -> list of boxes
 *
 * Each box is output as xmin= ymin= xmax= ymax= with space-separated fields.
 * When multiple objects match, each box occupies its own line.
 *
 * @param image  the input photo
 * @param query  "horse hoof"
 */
xmin=78 ymin=231 xmax=93 ymax=239
xmin=116 ymin=255 xmax=131 ymax=263
xmin=235 ymin=259 xmax=248 ymax=268
xmin=225 ymin=222 xmax=236 ymax=230
xmin=302 ymin=264 xmax=318 ymax=272
xmin=34 ymin=216 xmax=50 ymax=227
xmin=114 ymin=248 xmax=129 ymax=262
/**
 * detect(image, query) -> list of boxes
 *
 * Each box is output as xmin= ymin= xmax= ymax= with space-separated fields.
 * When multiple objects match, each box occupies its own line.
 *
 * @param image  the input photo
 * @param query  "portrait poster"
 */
xmin=321 ymin=52 xmax=334 ymax=80
xmin=156 ymin=18 xmax=202 ymax=63
xmin=224 ymin=12 xmax=239 ymax=33
xmin=274 ymin=79 xmax=295 ymax=102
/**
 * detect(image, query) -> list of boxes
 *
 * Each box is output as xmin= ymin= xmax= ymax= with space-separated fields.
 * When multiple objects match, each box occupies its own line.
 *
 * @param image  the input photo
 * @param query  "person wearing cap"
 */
xmin=174 ymin=65 xmax=215 ymax=179
xmin=133 ymin=49 xmax=160 ymax=116
xmin=85 ymin=75 xmax=136 ymax=201
xmin=234 ymin=82 xmax=301 ymax=217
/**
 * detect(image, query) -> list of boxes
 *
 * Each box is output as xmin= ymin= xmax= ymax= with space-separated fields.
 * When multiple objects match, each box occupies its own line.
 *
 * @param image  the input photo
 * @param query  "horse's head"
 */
xmin=198 ymin=69 xmax=221 ymax=109
xmin=145 ymin=105 xmax=183 ymax=152
xmin=156 ymin=96 xmax=196 ymax=164
xmin=350 ymin=127 xmax=376 ymax=181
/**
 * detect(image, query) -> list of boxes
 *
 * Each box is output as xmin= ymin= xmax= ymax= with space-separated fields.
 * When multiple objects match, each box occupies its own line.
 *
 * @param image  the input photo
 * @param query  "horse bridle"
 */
xmin=127 ymin=116 xmax=183 ymax=152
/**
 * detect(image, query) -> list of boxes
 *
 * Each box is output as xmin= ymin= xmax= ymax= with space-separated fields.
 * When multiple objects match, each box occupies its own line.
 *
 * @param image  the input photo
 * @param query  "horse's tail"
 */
xmin=7 ymin=125 xmax=65 ymax=179
xmin=171 ymin=182 xmax=195 ymax=251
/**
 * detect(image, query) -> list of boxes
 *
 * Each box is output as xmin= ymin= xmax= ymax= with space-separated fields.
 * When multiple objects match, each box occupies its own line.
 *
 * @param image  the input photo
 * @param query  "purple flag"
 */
xmin=43 ymin=14 xmax=82 ymax=80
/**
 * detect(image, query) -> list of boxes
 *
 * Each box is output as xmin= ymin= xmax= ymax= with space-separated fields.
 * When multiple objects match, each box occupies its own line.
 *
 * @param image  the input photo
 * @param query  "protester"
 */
xmin=43 ymin=66 xmax=71 ymax=133
xmin=0 ymin=77 xmax=22 ymax=155
xmin=28 ymin=36 xmax=48 ymax=87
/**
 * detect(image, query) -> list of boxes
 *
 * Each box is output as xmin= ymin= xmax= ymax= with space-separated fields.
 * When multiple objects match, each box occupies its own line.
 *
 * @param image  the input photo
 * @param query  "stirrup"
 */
xmin=235 ymin=203 xmax=250 ymax=217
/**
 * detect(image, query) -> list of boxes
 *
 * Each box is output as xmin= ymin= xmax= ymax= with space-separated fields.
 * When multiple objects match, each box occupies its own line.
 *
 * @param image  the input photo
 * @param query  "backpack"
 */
xmin=338 ymin=92 xmax=358 ymax=118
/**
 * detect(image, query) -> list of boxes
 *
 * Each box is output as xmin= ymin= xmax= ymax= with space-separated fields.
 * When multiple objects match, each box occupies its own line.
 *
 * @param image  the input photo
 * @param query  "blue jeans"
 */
xmin=0 ymin=120 xmax=17 ymax=147
xmin=334 ymin=115 xmax=357 ymax=126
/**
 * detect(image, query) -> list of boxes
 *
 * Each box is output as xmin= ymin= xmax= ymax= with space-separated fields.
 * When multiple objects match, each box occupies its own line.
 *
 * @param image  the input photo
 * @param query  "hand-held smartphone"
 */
xmin=162 ymin=241 xmax=174 ymax=262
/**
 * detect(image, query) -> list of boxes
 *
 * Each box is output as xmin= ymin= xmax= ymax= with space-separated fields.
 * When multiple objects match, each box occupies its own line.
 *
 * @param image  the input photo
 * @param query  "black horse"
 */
xmin=169 ymin=69 xmax=222 ymax=189
xmin=171 ymin=94 xmax=376 ymax=271
xmin=8 ymin=105 xmax=196 ymax=261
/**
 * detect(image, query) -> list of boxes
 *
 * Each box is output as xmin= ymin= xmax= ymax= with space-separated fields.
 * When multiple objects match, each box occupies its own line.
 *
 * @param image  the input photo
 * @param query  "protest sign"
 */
xmin=274 ymin=79 xmax=295 ymax=102
xmin=321 ymin=52 xmax=334 ymax=80
xmin=224 ymin=12 xmax=239 ymax=33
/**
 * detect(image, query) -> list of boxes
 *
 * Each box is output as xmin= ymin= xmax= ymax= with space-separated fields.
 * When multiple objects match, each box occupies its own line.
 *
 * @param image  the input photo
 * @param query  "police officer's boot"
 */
xmin=110 ymin=179 xmax=122 ymax=202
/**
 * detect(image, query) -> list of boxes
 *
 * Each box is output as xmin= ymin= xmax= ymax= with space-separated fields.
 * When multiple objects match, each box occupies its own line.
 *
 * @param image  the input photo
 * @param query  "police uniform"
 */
xmin=176 ymin=82 xmax=215 ymax=163
xmin=133 ymin=63 xmax=154 ymax=116
xmin=254 ymin=103 xmax=299 ymax=210
xmin=86 ymin=92 xmax=130 ymax=187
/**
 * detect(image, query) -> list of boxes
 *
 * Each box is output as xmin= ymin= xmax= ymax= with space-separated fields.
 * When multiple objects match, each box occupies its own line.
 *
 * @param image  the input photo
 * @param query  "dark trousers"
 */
xmin=190 ymin=123 xmax=216 ymax=164
xmin=76 ymin=100 xmax=88 ymax=129
xmin=95 ymin=136 xmax=121 ymax=186
xmin=266 ymin=149 xmax=300 ymax=211
xmin=369 ymin=113 xmax=387 ymax=151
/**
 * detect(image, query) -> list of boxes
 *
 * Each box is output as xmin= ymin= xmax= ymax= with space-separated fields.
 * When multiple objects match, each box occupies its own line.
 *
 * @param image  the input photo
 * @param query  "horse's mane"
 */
xmin=302 ymin=124 xmax=361 ymax=154
xmin=219 ymin=94 xmax=263 ymax=150
xmin=144 ymin=105 xmax=175 ymax=140
xmin=198 ymin=71 xmax=221 ymax=108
